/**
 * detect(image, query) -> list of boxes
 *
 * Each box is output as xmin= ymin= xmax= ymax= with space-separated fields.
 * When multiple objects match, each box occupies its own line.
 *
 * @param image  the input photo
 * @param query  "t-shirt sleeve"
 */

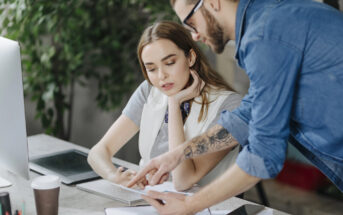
xmin=122 ymin=80 xmax=152 ymax=126
xmin=208 ymin=93 xmax=243 ymax=128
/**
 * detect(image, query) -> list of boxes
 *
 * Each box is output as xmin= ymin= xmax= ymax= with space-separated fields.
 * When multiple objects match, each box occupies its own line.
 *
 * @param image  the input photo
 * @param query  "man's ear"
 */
xmin=188 ymin=49 xmax=197 ymax=67
xmin=207 ymin=0 xmax=221 ymax=12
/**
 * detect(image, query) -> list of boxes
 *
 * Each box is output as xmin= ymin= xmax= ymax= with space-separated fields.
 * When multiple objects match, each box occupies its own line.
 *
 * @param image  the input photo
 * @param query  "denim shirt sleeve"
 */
xmin=220 ymin=39 xmax=302 ymax=178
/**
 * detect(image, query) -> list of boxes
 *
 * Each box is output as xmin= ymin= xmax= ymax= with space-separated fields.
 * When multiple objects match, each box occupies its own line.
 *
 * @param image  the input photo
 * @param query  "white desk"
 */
xmin=0 ymin=134 xmax=289 ymax=215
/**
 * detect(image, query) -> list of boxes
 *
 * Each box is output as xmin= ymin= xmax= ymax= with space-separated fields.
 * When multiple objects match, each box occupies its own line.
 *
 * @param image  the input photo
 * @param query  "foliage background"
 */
xmin=0 ymin=0 xmax=176 ymax=140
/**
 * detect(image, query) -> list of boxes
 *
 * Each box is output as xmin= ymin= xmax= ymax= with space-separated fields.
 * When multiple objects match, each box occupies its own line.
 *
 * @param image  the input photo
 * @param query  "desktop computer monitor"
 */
xmin=0 ymin=36 xmax=30 ymax=187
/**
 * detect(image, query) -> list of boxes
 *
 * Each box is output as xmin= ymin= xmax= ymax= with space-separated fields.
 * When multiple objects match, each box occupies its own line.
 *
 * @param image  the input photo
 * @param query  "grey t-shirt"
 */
xmin=122 ymin=80 xmax=242 ymax=159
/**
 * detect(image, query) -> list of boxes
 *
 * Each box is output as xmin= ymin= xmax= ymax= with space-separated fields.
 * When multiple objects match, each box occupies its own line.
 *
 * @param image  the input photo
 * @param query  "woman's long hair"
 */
xmin=137 ymin=21 xmax=234 ymax=122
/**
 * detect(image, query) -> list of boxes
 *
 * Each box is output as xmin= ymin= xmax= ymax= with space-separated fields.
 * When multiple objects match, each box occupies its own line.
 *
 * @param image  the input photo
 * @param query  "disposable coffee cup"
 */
xmin=31 ymin=175 xmax=60 ymax=215
xmin=0 ymin=192 xmax=12 ymax=215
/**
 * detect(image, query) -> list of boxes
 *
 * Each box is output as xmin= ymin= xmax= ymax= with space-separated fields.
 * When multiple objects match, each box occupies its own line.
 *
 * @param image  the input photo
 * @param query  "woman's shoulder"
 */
xmin=125 ymin=80 xmax=153 ymax=109
xmin=131 ymin=80 xmax=153 ymax=101
xmin=138 ymin=80 xmax=153 ymax=94
xmin=207 ymin=86 xmax=242 ymax=100
xmin=217 ymin=90 xmax=242 ymax=111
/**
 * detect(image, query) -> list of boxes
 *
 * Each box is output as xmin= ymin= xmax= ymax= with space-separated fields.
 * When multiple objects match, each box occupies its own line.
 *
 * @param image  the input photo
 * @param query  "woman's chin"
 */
xmin=164 ymin=91 xmax=176 ymax=97
xmin=163 ymin=89 xmax=179 ymax=97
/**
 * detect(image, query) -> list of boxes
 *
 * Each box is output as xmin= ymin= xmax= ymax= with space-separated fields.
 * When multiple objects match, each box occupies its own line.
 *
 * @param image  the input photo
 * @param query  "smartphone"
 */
xmin=226 ymin=204 xmax=265 ymax=215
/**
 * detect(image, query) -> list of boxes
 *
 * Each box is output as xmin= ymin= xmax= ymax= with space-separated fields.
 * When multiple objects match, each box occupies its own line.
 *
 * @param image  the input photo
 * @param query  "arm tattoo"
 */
xmin=184 ymin=146 xmax=193 ymax=159
xmin=183 ymin=124 xmax=238 ymax=159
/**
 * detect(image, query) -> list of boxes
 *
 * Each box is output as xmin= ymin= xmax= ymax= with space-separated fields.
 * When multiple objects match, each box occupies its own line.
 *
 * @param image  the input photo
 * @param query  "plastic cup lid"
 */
xmin=31 ymin=175 xmax=60 ymax=190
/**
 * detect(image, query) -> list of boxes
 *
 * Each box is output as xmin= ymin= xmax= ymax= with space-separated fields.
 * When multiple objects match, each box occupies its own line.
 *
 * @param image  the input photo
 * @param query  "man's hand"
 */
xmin=142 ymin=191 xmax=195 ymax=215
xmin=107 ymin=167 xmax=148 ymax=189
xmin=127 ymin=146 xmax=183 ymax=187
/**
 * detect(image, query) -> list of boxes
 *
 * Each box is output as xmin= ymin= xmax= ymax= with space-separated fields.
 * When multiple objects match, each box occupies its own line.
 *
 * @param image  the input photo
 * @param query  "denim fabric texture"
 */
xmin=218 ymin=0 xmax=343 ymax=191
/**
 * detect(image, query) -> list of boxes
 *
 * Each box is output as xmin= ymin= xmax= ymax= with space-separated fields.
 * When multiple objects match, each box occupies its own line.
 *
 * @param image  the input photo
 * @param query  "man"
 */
xmin=128 ymin=0 xmax=343 ymax=214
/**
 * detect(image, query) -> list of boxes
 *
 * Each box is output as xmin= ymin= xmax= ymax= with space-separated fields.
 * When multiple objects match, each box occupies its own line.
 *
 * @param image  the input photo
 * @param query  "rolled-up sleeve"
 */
xmin=220 ymin=39 xmax=302 ymax=178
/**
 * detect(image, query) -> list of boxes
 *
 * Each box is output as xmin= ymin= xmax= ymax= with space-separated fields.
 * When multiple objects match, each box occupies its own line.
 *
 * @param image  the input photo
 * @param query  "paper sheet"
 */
xmin=113 ymin=181 xmax=190 ymax=196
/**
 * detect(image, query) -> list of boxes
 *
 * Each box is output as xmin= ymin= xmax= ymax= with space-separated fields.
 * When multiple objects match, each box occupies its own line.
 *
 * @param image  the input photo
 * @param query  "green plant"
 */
xmin=0 ymin=0 xmax=176 ymax=140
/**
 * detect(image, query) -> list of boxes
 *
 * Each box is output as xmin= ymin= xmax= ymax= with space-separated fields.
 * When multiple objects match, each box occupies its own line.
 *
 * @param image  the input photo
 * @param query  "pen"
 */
xmin=0 ymin=202 xmax=2 ymax=215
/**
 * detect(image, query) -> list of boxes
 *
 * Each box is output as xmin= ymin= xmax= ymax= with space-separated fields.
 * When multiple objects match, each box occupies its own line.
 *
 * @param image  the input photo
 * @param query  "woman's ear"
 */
xmin=188 ymin=49 xmax=197 ymax=67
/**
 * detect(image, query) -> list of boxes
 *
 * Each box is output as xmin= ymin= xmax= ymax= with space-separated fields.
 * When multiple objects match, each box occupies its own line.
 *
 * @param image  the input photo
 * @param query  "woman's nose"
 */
xmin=158 ymin=69 xmax=167 ymax=80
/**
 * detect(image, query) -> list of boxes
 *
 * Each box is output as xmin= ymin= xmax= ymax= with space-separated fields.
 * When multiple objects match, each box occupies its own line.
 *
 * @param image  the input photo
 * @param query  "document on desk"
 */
xmin=105 ymin=206 xmax=231 ymax=215
xmin=115 ymin=181 xmax=190 ymax=196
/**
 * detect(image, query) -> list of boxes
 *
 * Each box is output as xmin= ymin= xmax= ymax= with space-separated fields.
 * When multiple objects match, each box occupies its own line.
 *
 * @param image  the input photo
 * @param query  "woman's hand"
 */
xmin=146 ymin=169 xmax=170 ymax=185
xmin=107 ymin=167 xmax=148 ymax=189
xmin=169 ymin=70 xmax=205 ymax=105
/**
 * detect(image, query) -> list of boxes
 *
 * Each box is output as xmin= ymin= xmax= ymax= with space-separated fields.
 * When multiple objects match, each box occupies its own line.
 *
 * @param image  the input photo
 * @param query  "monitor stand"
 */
xmin=0 ymin=176 xmax=12 ymax=188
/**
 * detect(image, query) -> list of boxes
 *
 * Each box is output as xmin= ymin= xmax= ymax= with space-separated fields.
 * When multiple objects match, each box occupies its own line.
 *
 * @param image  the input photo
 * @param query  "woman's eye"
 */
xmin=147 ymin=68 xmax=156 ymax=72
xmin=166 ymin=61 xmax=175 ymax=66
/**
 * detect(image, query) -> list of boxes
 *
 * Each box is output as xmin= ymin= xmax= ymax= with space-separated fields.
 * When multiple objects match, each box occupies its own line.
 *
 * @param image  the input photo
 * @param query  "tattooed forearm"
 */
xmin=183 ymin=124 xmax=238 ymax=159
xmin=184 ymin=146 xmax=193 ymax=159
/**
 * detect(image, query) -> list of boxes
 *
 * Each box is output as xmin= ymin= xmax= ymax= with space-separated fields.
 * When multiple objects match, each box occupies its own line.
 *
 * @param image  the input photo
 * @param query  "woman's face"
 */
xmin=141 ymin=39 xmax=192 ymax=96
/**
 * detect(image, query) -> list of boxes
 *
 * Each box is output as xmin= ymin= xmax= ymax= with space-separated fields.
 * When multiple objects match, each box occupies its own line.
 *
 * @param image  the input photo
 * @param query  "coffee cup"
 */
xmin=31 ymin=175 xmax=60 ymax=215
xmin=0 ymin=192 xmax=12 ymax=215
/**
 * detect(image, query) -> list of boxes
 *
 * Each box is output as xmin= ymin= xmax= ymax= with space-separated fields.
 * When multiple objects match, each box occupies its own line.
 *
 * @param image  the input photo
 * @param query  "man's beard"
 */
xmin=202 ymin=8 xmax=226 ymax=54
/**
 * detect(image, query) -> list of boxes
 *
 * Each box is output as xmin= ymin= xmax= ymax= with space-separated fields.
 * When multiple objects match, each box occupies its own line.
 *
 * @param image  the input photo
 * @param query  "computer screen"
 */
xmin=0 ymin=36 xmax=30 ymax=186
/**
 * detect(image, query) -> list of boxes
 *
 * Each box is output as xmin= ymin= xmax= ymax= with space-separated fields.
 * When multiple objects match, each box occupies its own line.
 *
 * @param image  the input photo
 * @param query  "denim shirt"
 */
xmin=218 ymin=0 xmax=343 ymax=191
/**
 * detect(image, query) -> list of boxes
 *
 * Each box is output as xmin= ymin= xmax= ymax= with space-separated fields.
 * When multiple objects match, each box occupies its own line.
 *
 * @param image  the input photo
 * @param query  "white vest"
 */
xmin=139 ymin=87 xmax=239 ymax=186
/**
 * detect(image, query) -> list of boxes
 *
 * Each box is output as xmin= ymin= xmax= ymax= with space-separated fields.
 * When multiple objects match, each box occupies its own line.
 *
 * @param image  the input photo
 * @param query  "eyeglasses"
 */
xmin=182 ymin=0 xmax=204 ymax=33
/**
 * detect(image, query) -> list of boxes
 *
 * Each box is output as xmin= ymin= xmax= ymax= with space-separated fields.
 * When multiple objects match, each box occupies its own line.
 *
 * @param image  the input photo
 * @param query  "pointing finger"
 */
xmin=127 ymin=166 xmax=155 ymax=187
xmin=158 ymin=173 xmax=169 ymax=184
xmin=150 ymin=168 xmax=167 ymax=186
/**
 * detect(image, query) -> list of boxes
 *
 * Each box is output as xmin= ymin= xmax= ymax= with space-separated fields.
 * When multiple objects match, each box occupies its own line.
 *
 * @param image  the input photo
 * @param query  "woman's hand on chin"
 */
xmin=169 ymin=70 xmax=205 ymax=105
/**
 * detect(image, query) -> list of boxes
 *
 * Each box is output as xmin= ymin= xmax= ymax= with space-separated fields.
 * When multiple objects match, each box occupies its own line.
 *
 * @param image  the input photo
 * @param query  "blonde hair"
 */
xmin=137 ymin=21 xmax=234 ymax=122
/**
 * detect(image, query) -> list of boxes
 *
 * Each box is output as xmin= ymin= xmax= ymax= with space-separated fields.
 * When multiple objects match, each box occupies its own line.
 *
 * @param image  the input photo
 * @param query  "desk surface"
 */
xmin=0 ymin=134 xmax=289 ymax=215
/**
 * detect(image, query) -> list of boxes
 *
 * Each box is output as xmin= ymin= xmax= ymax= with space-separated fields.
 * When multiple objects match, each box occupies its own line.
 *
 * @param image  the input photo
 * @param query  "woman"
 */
xmin=87 ymin=21 xmax=241 ymax=191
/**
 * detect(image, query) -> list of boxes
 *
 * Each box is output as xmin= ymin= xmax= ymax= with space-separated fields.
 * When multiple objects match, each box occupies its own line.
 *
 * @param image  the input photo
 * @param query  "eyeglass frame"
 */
xmin=182 ymin=0 xmax=204 ymax=33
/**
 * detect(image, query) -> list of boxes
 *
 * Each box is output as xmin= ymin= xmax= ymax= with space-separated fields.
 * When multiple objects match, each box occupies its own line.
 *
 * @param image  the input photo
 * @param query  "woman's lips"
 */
xmin=162 ymin=83 xmax=174 ymax=91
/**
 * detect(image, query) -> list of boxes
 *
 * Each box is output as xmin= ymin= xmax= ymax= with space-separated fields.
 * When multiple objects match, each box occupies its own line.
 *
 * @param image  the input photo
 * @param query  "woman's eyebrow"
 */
xmin=161 ymin=54 xmax=176 ymax=61
xmin=144 ymin=54 xmax=176 ymax=65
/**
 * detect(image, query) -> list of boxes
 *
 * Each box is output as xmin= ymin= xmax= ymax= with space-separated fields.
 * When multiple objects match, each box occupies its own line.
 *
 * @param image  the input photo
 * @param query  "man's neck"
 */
xmin=221 ymin=0 xmax=239 ymax=41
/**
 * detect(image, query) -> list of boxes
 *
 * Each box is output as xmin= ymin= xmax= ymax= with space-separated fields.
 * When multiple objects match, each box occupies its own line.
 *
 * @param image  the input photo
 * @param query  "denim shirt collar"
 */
xmin=234 ymin=0 xmax=253 ymax=60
